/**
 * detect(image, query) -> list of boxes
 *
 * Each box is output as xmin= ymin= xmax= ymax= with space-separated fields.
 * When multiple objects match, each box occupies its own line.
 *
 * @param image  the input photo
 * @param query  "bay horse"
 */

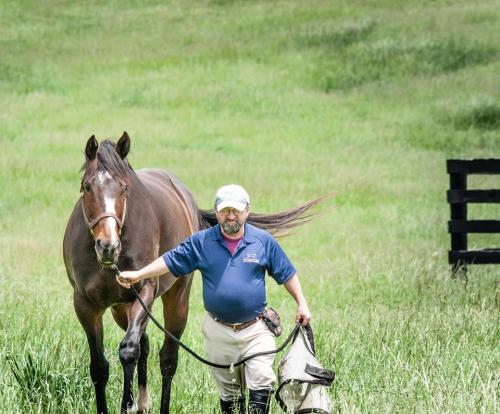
xmin=63 ymin=133 xmax=324 ymax=414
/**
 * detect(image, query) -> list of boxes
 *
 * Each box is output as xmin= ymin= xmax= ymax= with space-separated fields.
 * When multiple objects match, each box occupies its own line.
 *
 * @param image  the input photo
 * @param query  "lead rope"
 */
xmin=111 ymin=265 xmax=300 ymax=370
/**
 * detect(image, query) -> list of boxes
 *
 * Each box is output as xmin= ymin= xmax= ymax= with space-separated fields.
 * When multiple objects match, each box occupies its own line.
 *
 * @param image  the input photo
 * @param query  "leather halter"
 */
xmin=81 ymin=195 xmax=127 ymax=238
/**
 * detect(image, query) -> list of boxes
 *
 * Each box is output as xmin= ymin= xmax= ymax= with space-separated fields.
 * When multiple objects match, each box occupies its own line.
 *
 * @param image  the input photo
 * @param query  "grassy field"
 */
xmin=1 ymin=1 xmax=499 ymax=413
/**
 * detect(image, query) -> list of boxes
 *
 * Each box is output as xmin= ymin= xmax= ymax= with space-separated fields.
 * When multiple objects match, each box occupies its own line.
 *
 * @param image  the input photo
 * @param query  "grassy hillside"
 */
xmin=0 ymin=1 xmax=499 ymax=413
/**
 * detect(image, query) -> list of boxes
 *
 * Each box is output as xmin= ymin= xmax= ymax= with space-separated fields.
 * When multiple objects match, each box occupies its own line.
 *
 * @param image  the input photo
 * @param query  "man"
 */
xmin=117 ymin=184 xmax=311 ymax=414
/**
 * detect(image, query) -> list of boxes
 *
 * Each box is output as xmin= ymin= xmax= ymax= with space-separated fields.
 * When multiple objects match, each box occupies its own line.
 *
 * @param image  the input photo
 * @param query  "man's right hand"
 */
xmin=116 ymin=270 xmax=141 ymax=289
xmin=115 ymin=256 xmax=170 ymax=289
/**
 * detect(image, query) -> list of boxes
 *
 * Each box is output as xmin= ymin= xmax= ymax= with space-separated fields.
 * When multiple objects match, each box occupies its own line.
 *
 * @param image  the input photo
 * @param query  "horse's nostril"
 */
xmin=96 ymin=239 xmax=110 ymax=251
xmin=96 ymin=239 xmax=120 ymax=258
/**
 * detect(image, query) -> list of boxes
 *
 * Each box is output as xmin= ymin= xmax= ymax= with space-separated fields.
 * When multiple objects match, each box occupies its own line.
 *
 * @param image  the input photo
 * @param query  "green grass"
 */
xmin=0 ymin=0 xmax=499 ymax=413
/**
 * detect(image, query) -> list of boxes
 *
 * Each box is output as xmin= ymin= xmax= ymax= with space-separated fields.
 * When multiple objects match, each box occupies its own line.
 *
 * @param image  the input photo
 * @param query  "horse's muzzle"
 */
xmin=95 ymin=238 xmax=121 ymax=265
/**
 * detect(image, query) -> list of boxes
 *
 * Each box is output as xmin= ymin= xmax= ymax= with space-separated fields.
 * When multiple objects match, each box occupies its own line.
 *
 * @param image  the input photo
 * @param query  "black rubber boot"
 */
xmin=238 ymin=395 xmax=246 ymax=414
xmin=248 ymin=389 xmax=272 ymax=414
xmin=220 ymin=395 xmax=246 ymax=414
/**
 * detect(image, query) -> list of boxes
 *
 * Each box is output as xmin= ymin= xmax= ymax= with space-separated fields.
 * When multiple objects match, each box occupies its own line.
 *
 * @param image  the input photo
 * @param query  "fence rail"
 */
xmin=447 ymin=158 xmax=500 ymax=272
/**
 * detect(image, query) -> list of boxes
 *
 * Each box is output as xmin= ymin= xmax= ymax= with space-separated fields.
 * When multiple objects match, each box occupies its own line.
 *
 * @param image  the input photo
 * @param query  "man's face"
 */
xmin=216 ymin=206 xmax=250 ymax=235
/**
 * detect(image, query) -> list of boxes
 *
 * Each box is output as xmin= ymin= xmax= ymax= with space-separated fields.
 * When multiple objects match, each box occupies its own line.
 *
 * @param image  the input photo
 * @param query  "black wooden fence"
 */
xmin=447 ymin=158 xmax=500 ymax=272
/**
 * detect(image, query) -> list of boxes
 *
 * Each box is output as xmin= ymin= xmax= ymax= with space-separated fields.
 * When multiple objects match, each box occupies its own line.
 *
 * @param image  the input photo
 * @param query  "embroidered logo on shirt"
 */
xmin=243 ymin=253 xmax=259 ymax=263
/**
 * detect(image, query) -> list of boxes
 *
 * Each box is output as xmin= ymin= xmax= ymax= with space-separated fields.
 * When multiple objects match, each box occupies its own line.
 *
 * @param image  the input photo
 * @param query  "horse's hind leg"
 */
xmin=74 ymin=292 xmax=109 ymax=414
xmin=137 ymin=333 xmax=152 ymax=413
xmin=159 ymin=335 xmax=181 ymax=414
xmin=159 ymin=278 xmax=191 ymax=414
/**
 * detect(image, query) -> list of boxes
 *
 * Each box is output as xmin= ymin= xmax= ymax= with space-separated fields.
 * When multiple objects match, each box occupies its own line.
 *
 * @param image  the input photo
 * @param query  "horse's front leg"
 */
xmin=119 ymin=284 xmax=155 ymax=414
xmin=74 ymin=292 xmax=109 ymax=414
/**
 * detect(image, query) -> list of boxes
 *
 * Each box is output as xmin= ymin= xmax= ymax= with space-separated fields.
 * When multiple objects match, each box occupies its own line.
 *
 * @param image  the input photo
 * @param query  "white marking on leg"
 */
xmin=136 ymin=386 xmax=153 ymax=413
xmin=126 ymin=401 xmax=138 ymax=414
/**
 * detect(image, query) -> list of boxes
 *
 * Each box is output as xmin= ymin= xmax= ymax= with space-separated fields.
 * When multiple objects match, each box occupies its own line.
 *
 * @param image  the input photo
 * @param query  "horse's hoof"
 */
xmin=137 ymin=402 xmax=152 ymax=414
xmin=126 ymin=402 xmax=138 ymax=414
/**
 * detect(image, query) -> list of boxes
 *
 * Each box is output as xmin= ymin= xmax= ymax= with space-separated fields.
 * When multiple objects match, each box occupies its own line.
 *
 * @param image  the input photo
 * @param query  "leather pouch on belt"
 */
xmin=262 ymin=307 xmax=282 ymax=337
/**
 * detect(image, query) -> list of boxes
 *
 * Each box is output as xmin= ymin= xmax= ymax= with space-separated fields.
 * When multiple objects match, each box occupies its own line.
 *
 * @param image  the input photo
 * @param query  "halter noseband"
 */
xmin=81 ymin=195 xmax=127 ymax=238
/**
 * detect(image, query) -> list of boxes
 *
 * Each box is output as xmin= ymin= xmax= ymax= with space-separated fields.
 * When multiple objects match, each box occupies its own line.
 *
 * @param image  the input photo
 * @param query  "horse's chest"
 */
xmin=82 ymin=285 xmax=108 ymax=306
xmin=79 ymin=278 xmax=125 ymax=307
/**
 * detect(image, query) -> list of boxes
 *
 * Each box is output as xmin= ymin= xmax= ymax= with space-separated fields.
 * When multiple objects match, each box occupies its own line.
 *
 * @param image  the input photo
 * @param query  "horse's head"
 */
xmin=81 ymin=132 xmax=131 ymax=267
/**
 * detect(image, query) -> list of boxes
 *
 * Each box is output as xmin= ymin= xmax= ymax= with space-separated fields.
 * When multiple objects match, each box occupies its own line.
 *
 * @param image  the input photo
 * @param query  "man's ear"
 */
xmin=117 ymin=131 xmax=130 ymax=159
xmin=85 ymin=135 xmax=98 ymax=160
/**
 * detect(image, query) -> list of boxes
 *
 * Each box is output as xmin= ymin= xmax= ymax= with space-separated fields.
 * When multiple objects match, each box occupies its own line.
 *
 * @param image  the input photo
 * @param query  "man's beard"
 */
xmin=222 ymin=220 xmax=242 ymax=235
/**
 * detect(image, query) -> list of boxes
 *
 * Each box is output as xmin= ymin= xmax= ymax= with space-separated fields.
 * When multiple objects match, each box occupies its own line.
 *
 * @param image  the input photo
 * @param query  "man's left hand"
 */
xmin=296 ymin=303 xmax=311 ymax=326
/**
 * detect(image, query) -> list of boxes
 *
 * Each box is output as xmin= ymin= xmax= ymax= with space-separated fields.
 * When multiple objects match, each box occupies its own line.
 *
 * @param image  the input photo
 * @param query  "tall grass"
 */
xmin=0 ymin=0 xmax=499 ymax=413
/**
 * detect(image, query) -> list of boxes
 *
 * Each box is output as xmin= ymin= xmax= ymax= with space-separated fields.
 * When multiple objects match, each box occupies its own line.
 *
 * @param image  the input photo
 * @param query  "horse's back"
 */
xmin=137 ymin=168 xmax=200 ymax=250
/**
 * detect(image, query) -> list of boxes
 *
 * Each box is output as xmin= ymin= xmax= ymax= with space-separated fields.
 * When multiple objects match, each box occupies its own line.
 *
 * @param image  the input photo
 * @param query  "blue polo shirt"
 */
xmin=162 ymin=223 xmax=296 ymax=323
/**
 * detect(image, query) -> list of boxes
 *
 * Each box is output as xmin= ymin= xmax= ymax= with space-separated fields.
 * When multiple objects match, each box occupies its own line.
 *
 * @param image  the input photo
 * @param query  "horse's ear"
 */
xmin=85 ymin=135 xmax=98 ymax=160
xmin=117 ymin=131 xmax=130 ymax=159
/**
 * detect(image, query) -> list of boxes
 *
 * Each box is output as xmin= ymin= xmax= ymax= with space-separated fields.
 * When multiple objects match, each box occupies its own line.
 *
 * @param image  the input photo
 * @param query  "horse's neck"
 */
xmin=129 ymin=179 xmax=157 ymax=223
xmin=120 ymin=186 xmax=160 ymax=265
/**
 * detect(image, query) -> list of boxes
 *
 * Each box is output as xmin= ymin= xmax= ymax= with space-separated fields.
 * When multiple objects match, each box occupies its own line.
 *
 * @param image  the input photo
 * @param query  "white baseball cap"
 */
xmin=214 ymin=184 xmax=250 ymax=212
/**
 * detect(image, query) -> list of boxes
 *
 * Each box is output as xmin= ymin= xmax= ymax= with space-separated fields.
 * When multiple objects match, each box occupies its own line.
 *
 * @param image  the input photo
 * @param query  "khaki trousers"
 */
xmin=201 ymin=313 xmax=276 ymax=400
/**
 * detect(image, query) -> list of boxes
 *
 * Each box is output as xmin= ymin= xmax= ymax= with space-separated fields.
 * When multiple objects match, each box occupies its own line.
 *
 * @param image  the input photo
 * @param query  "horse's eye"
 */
xmin=122 ymin=185 xmax=128 ymax=194
xmin=83 ymin=183 xmax=91 ymax=193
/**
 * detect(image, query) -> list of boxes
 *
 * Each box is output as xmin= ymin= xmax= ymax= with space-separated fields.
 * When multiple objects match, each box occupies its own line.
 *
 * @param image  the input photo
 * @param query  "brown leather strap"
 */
xmin=88 ymin=212 xmax=123 ymax=230
xmin=81 ymin=197 xmax=127 ymax=236
xmin=209 ymin=312 xmax=263 ymax=332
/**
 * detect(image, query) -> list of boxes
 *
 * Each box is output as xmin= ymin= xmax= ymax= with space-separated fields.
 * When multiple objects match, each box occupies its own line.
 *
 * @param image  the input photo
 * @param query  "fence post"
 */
xmin=449 ymin=172 xmax=467 ymax=276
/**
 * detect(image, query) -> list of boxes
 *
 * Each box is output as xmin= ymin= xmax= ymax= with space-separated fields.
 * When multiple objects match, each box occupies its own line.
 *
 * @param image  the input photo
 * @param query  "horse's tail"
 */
xmin=198 ymin=195 xmax=331 ymax=237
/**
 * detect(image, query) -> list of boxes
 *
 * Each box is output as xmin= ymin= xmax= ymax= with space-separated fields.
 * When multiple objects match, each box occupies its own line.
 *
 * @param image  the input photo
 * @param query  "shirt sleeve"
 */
xmin=266 ymin=237 xmax=296 ymax=284
xmin=162 ymin=235 xmax=200 ymax=277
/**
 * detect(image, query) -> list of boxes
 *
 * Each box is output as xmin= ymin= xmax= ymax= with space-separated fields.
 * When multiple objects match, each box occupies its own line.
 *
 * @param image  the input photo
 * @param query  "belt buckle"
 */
xmin=231 ymin=322 xmax=243 ymax=332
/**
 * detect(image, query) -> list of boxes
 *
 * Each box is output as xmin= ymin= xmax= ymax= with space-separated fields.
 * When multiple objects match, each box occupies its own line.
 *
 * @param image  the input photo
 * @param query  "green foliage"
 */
xmin=296 ymin=19 xmax=376 ymax=50
xmin=0 ymin=0 xmax=499 ymax=413
xmin=7 ymin=349 xmax=91 ymax=411
xmin=310 ymin=38 xmax=495 ymax=92
xmin=4 ymin=336 xmax=94 ymax=413
xmin=451 ymin=101 xmax=500 ymax=131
